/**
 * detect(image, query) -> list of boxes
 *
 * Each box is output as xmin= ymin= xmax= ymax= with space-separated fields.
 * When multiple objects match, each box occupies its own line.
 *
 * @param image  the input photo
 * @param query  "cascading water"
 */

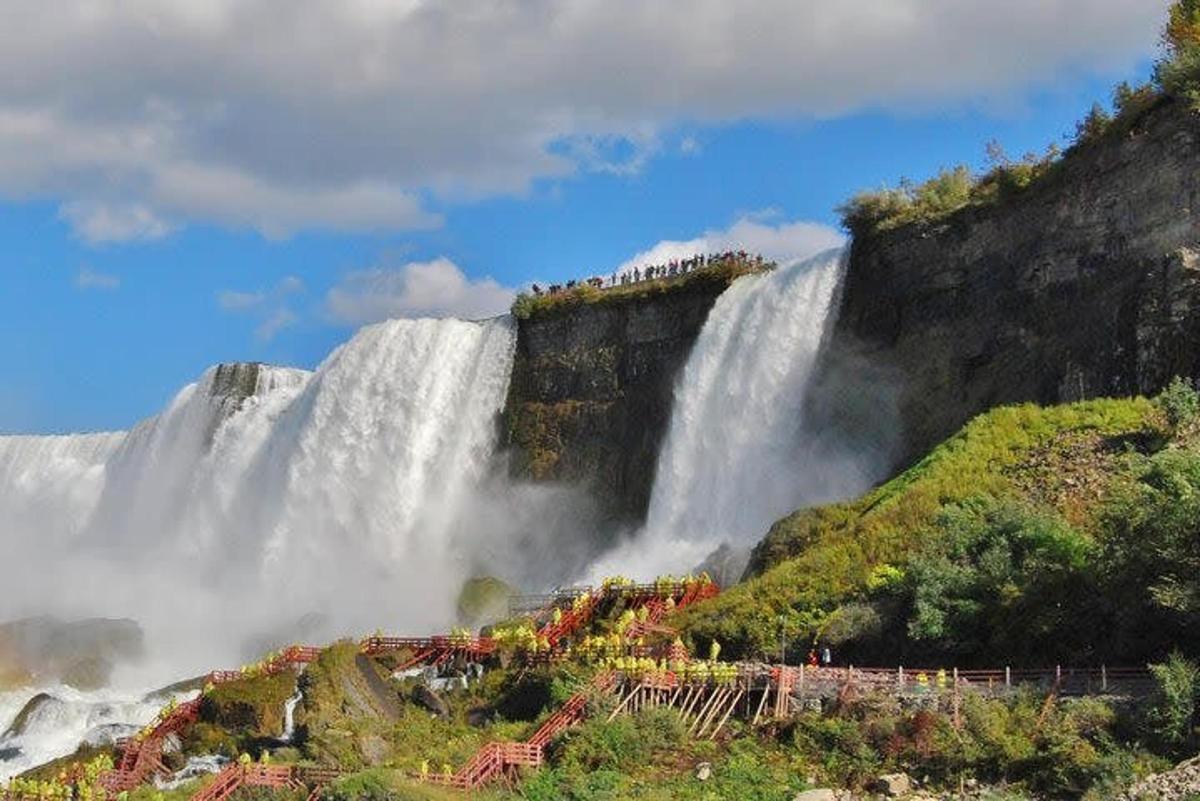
xmin=0 ymin=317 xmax=517 ymax=680
xmin=0 ymin=432 xmax=125 ymax=549
xmin=602 ymin=248 xmax=876 ymax=577
xmin=0 ymin=252 xmax=876 ymax=780
xmin=280 ymin=690 xmax=301 ymax=743
xmin=0 ymin=686 xmax=189 ymax=782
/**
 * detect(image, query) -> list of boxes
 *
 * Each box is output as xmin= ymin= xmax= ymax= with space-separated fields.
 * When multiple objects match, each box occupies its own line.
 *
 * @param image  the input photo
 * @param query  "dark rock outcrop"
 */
xmin=410 ymin=684 xmax=449 ymax=719
xmin=209 ymin=363 xmax=265 ymax=408
xmin=503 ymin=273 xmax=743 ymax=523
xmin=836 ymin=97 xmax=1200 ymax=466
xmin=3 ymin=693 xmax=55 ymax=737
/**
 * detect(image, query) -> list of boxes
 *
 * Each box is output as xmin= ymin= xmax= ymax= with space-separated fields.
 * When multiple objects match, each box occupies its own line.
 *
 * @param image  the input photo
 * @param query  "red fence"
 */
xmin=188 ymin=763 xmax=338 ymax=801
xmin=424 ymin=671 xmax=617 ymax=790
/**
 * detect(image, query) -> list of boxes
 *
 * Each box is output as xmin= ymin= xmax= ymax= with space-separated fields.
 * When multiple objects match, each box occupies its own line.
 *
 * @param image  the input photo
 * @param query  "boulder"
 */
xmin=695 ymin=762 xmax=711 ymax=781
xmin=871 ymin=773 xmax=912 ymax=797
xmin=411 ymin=684 xmax=449 ymax=718
xmin=792 ymin=790 xmax=840 ymax=801
xmin=359 ymin=734 xmax=391 ymax=766
xmin=1119 ymin=755 xmax=1200 ymax=800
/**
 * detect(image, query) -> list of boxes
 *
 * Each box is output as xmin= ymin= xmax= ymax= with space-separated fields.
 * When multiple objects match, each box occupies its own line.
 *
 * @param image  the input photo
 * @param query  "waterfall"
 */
xmin=608 ymin=248 xmax=870 ymax=577
xmin=280 ymin=690 xmax=301 ymax=742
xmin=0 ymin=432 xmax=125 ymax=549
xmin=0 ymin=317 xmax=517 ymax=682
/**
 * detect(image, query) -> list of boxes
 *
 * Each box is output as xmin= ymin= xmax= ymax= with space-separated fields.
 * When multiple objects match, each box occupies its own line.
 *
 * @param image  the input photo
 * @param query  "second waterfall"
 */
xmin=618 ymin=248 xmax=880 ymax=577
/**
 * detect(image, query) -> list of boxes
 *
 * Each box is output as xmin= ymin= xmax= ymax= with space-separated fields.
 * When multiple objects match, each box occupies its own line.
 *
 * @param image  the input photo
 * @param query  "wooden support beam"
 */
xmin=677 ymin=686 xmax=696 ymax=719
xmin=606 ymin=682 xmax=645 ymax=722
xmin=690 ymin=688 xmax=729 ymax=737
xmin=751 ymin=686 xmax=770 ymax=726
xmin=681 ymin=685 xmax=705 ymax=721
xmin=686 ymin=688 xmax=719 ymax=735
xmin=709 ymin=689 xmax=744 ymax=740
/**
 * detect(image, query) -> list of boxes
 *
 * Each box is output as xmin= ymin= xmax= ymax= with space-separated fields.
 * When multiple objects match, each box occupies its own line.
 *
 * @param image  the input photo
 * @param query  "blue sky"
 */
xmin=0 ymin=1 xmax=1166 ymax=433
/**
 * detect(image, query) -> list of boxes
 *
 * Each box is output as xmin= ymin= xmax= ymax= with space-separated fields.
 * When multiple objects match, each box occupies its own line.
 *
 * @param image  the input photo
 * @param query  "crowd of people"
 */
xmin=530 ymin=250 xmax=767 ymax=297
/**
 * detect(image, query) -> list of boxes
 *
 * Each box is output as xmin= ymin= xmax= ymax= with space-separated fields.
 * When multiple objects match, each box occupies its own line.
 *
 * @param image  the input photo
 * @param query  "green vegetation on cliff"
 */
xmin=679 ymin=385 xmax=1200 ymax=668
xmin=510 ymin=257 xmax=772 ymax=320
xmin=838 ymin=3 xmax=1193 ymax=237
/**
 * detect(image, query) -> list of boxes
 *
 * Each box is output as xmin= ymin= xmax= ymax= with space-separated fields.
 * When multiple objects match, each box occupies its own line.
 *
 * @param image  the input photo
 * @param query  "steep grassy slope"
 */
xmin=676 ymin=396 xmax=1195 ymax=664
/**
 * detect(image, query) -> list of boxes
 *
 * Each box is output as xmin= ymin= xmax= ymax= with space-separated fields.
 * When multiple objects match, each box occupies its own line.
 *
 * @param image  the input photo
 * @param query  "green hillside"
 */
xmin=678 ymin=387 xmax=1200 ymax=670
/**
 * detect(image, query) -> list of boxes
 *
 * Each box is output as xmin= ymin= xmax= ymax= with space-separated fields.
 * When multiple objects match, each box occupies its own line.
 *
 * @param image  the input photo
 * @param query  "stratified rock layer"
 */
xmin=836 ymin=97 xmax=1200 ymax=466
xmin=503 ymin=274 xmax=740 ymax=523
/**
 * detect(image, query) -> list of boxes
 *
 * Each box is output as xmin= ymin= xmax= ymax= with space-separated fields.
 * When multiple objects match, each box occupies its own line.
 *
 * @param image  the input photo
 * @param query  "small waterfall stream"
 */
xmin=280 ymin=690 xmax=302 ymax=743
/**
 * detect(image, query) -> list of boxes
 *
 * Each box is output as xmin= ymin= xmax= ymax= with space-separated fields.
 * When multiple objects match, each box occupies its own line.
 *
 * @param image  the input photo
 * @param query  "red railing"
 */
xmin=98 ymin=644 xmax=323 ymax=793
xmin=188 ymin=764 xmax=338 ymax=801
xmin=423 ymin=671 xmax=617 ymax=790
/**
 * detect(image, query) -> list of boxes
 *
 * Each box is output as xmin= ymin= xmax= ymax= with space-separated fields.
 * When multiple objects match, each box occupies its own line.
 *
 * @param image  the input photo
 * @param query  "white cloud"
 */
xmin=60 ymin=202 xmax=173 ymax=245
xmin=326 ymin=258 xmax=516 ymax=324
xmin=217 ymin=290 xmax=264 ymax=311
xmin=0 ymin=0 xmax=1167 ymax=242
xmin=615 ymin=214 xmax=845 ymax=275
xmin=255 ymin=308 xmax=299 ymax=342
xmin=217 ymin=275 xmax=305 ymax=340
xmin=74 ymin=265 xmax=121 ymax=290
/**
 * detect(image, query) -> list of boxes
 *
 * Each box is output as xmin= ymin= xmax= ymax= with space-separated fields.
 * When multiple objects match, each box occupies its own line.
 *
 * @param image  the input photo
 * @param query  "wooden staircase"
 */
xmin=99 ymin=645 xmax=322 ymax=793
xmin=424 ymin=671 xmax=617 ymax=791
xmin=189 ymin=764 xmax=340 ymax=801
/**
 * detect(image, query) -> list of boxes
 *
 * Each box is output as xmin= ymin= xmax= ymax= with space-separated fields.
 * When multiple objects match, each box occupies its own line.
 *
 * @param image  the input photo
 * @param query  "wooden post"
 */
xmin=606 ymin=682 xmax=645 ymax=722
xmin=1005 ymin=666 xmax=1011 ymax=688
xmin=952 ymin=668 xmax=961 ymax=729
xmin=898 ymin=666 xmax=904 ymax=691
xmin=1102 ymin=665 xmax=1108 ymax=692
xmin=751 ymin=686 xmax=770 ymax=726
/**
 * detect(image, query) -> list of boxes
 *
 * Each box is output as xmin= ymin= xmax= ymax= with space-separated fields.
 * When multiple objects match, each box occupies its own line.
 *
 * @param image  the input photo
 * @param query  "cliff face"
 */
xmin=836 ymin=97 xmax=1200 ymax=466
xmin=503 ymin=276 xmax=736 ymax=523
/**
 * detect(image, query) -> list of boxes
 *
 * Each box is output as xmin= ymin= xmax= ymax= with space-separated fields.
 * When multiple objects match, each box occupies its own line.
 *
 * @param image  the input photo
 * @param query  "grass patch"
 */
xmin=202 ymin=671 xmax=298 ymax=740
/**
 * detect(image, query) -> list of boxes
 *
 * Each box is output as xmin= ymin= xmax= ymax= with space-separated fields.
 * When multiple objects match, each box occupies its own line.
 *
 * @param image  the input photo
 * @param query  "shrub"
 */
xmin=838 ymin=167 xmax=974 ymax=235
xmin=896 ymin=498 xmax=1094 ymax=664
xmin=1145 ymin=652 xmax=1200 ymax=753
xmin=322 ymin=769 xmax=394 ymax=801
xmin=791 ymin=712 xmax=882 ymax=787
xmin=554 ymin=708 xmax=684 ymax=774
xmin=1098 ymin=449 xmax=1200 ymax=656
xmin=1156 ymin=0 xmax=1200 ymax=103
xmin=511 ymin=293 xmax=537 ymax=320
xmin=1074 ymin=103 xmax=1113 ymax=148
xmin=1156 ymin=375 xmax=1200 ymax=434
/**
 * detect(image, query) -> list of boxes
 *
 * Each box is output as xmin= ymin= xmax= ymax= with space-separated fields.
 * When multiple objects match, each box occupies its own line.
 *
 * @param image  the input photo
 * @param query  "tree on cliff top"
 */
xmin=1157 ymin=0 xmax=1200 ymax=102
